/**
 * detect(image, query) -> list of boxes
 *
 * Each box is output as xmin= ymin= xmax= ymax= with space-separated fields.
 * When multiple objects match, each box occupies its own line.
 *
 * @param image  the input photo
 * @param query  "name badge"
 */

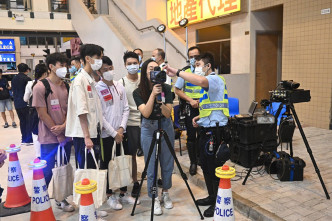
xmin=51 ymin=99 xmax=60 ymax=111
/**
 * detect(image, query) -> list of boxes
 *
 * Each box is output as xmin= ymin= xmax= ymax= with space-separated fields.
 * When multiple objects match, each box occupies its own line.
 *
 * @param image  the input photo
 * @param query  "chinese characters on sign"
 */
xmin=167 ymin=0 xmax=241 ymax=28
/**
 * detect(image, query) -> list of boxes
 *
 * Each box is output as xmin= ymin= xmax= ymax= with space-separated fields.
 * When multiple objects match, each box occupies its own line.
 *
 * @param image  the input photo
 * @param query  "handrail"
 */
xmin=108 ymin=0 xmax=187 ymax=60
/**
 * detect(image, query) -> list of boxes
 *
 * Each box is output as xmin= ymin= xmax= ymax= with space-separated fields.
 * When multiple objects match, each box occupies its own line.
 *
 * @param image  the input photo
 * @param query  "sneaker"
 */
xmin=4 ymin=123 xmax=9 ymax=128
xmin=131 ymin=182 xmax=140 ymax=198
xmin=12 ymin=122 xmax=17 ymax=128
xmin=107 ymin=195 xmax=122 ymax=210
xmin=96 ymin=210 xmax=108 ymax=217
xmin=119 ymin=192 xmax=140 ymax=205
xmin=56 ymin=200 xmax=75 ymax=212
xmin=154 ymin=197 xmax=162 ymax=215
xmin=161 ymin=192 xmax=173 ymax=209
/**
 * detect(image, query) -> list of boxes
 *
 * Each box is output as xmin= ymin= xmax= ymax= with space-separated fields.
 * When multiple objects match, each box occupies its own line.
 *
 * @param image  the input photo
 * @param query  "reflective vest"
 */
xmin=199 ymin=75 xmax=229 ymax=118
xmin=70 ymin=68 xmax=82 ymax=82
xmin=184 ymin=68 xmax=202 ymax=99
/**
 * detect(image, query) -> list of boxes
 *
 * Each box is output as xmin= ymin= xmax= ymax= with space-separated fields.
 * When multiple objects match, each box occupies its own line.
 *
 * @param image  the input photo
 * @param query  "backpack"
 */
xmin=40 ymin=78 xmax=70 ymax=110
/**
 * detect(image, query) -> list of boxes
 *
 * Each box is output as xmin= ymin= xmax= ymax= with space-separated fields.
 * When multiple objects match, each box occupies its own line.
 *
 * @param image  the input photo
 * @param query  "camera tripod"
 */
xmin=131 ymin=103 xmax=204 ymax=220
xmin=242 ymin=101 xmax=330 ymax=199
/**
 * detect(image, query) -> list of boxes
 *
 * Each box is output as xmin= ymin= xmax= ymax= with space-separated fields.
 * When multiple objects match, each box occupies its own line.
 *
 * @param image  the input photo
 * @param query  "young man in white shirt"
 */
xmin=120 ymin=51 xmax=141 ymax=198
xmin=65 ymin=44 xmax=104 ymax=169
xmin=95 ymin=56 xmax=140 ymax=210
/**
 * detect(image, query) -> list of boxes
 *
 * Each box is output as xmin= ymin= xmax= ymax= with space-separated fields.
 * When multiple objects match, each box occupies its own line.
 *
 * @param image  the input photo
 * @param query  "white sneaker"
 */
xmin=96 ymin=210 xmax=108 ymax=217
xmin=107 ymin=195 xmax=122 ymax=210
xmin=154 ymin=197 xmax=163 ymax=216
xmin=161 ymin=192 xmax=173 ymax=209
xmin=119 ymin=193 xmax=140 ymax=205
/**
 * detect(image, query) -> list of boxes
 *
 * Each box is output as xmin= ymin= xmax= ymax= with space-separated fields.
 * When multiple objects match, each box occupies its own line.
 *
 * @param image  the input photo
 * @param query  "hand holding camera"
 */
xmin=152 ymin=84 xmax=162 ymax=97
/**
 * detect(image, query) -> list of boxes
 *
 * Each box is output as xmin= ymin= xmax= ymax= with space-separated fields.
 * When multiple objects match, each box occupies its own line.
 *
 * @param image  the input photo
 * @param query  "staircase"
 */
xmin=69 ymin=0 xmax=187 ymax=80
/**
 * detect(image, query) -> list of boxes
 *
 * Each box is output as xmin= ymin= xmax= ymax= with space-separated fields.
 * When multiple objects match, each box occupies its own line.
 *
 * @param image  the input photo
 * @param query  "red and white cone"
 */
xmin=28 ymin=158 xmax=56 ymax=221
xmin=214 ymin=165 xmax=236 ymax=221
xmin=4 ymin=144 xmax=30 ymax=208
xmin=75 ymin=178 xmax=98 ymax=221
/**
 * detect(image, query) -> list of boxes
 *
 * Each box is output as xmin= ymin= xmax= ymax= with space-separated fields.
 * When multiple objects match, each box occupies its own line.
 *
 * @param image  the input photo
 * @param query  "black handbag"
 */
xmin=0 ymin=88 xmax=10 ymax=100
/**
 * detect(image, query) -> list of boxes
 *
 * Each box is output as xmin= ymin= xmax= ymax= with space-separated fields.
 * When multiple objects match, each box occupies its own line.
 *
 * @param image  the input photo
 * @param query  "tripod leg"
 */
xmin=131 ymin=132 xmax=157 ymax=216
xmin=162 ymin=131 xmax=204 ymax=220
xmin=242 ymin=166 xmax=253 ymax=185
xmin=289 ymin=105 xmax=330 ymax=199
xmin=289 ymin=141 xmax=293 ymax=157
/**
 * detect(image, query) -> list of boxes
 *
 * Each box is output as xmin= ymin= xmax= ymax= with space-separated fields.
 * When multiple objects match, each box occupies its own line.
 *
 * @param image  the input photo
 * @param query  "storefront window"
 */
xmin=0 ymin=0 xmax=32 ymax=11
xmin=197 ymin=24 xmax=231 ymax=74
xmin=50 ymin=0 xmax=68 ymax=12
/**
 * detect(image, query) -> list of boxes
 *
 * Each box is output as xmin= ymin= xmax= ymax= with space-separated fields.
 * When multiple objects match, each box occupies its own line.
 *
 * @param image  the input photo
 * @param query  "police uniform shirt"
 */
xmin=174 ymin=66 xmax=195 ymax=90
xmin=197 ymin=73 xmax=228 ymax=128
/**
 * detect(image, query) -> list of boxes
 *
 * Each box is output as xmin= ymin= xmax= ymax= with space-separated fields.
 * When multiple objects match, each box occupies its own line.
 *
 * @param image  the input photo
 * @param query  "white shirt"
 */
xmin=65 ymin=69 xmax=103 ymax=138
xmin=95 ymin=80 xmax=129 ymax=138
xmin=120 ymin=76 xmax=141 ymax=126
xmin=23 ymin=80 xmax=33 ymax=103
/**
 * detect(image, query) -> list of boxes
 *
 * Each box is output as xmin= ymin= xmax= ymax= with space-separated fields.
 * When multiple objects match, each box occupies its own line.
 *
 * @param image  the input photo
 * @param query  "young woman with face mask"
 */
xmin=133 ymin=59 xmax=175 ymax=216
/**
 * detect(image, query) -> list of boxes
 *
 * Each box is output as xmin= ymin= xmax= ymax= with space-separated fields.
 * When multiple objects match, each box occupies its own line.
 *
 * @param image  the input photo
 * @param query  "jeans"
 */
xmin=40 ymin=142 xmax=72 ymax=187
xmin=73 ymin=137 xmax=100 ymax=169
xmin=141 ymin=117 xmax=174 ymax=198
xmin=16 ymin=107 xmax=32 ymax=143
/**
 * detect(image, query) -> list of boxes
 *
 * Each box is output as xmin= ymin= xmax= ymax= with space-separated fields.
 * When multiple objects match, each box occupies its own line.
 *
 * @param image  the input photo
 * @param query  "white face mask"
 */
xmin=103 ymin=70 xmax=114 ymax=81
xmin=55 ymin=67 xmax=67 ymax=78
xmin=194 ymin=66 xmax=205 ymax=76
xmin=126 ymin=64 xmax=139 ymax=75
xmin=90 ymin=58 xmax=103 ymax=71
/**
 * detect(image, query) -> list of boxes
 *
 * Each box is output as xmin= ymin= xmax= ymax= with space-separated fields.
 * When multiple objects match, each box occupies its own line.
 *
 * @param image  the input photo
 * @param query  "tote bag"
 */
xmin=73 ymin=148 xmax=107 ymax=208
xmin=108 ymin=142 xmax=132 ymax=190
xmin=49 ymin=145 xmax=74 ymax=202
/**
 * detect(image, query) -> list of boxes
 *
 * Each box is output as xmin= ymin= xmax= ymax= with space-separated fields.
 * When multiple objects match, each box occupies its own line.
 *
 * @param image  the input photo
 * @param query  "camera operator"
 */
xmin=174 ymin=46 xmax=201 ymax=175
xmin=133 ymin=59 xmax=174 ymax=216
xmin=164 ymin=53 xmax=229 ymax=218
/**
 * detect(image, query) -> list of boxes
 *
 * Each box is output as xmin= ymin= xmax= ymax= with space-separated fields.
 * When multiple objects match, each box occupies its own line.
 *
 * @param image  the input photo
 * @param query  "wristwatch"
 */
xmin=176 ymin=69 xmax=181 ymax=77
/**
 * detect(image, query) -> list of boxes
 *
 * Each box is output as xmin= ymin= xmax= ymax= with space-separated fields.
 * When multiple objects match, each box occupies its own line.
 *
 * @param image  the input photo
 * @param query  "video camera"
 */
xmin=269 ymin=80 xmax=310 ymax=104
xmin=150 ymin=66 xmax=167 ymax=84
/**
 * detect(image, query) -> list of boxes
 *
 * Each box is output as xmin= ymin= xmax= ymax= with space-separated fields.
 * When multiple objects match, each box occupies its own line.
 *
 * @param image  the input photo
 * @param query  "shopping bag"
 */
xmin=50 ymin=145 xmax=74 ymax=202
xmin=73 ymin=148 xmax=107 ymax=208
xmin=108 ymin=142 xmax=132 ymax=190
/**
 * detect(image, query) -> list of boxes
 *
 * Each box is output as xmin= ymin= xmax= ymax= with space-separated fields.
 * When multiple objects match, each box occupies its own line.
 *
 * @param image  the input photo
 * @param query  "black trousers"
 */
xmin=101 ymin=136 xmax=128 ymax=194
xmin=199 ymin=128 xmax=221 ymax=200
xmin=16 ymin=106 xmax=32 ymax=143
xmin=73 ymin=137 xmax=100 ymax=169
xmin=184 ymin=103 xmax=200 ymax=164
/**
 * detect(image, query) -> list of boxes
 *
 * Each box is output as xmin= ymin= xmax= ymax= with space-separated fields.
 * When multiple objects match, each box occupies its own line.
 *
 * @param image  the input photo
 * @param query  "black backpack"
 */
xmin=40 ymin=78 xmax=69 ymax=109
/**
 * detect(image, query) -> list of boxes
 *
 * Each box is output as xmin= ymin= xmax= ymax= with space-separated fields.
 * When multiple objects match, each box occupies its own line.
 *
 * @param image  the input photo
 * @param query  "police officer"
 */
xmin=165 ymin=53 xmax=229 ymax=218
xmin=174 ymin=46 xmax=201 ymax=175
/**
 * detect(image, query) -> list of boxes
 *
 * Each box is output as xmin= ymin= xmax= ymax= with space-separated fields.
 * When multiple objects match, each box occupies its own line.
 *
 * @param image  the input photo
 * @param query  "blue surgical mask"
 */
xmin=139 ymin=55 xmax=142 ymax=63
xmin=126 ymin=64 xmax=139 ymax=75
xmin=190 ymin=58 xmax=196 ymax=67
xmin=151 ymin=57 xmax=156 ymax=62
xmin=69 ymin=65 xmax=77 ymax=74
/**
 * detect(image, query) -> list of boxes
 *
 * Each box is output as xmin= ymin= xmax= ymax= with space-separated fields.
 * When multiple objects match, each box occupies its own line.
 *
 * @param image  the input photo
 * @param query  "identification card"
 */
xmin=51 ymin=99 xmax=60 ymax=111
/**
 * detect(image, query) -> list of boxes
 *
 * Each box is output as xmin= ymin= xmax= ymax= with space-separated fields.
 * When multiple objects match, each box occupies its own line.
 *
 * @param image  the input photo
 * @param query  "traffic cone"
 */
xmin=214 ymin=165 xmax=236 ymax=221
xmin=75 ymin=178 xmax=98 ymax=221
xmin=28 ymin=158 xmax=56 ymax=221
xmin=4 ymin=144 xmax=30 ymax=208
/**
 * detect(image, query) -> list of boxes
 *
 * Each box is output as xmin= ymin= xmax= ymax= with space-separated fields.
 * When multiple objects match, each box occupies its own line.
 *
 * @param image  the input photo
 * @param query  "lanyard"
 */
xmin=107 ymin=84 xmax=121 ymax=100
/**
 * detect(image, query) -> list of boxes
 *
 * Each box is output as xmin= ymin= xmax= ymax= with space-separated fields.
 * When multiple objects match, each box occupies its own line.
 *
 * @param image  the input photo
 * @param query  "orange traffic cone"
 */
xmin=4 ymin=144 xmax=30 ymax=208
xmin=28 ymin=158 xmax=56 ymax=221
xmin=214 ymin=165 xmax=236 ymax=221
xmin=75 ymin=178 xmax=97 ymax=221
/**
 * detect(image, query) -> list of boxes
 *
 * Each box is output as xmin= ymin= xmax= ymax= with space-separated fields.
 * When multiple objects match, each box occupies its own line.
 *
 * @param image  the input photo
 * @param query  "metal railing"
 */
xmin=50 ymin=0 xmax=68 ymax=13
xmin=108 ymin=0 xmax=186 ymax=60
xmin=0 ymin=0 xmax=32 ymax=11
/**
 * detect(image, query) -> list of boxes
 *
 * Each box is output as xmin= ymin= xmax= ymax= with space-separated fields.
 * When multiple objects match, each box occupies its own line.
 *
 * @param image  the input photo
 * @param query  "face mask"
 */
xmin=90 ymin=58 xmax=103 ymax=71
xmin=190 ymin=58 xmax=196 ymax=67
xmin=103 ymin=70 xmax=114 ymax=81
xmin=151 ymin=57 xmax=156 ymax=62
xmin=138 ymin=55 xmax=142 ymax=63
xmin=81 ymin=63 xmax=84 ymax=69
xmin=56 ymin=67 xmax=67 ymax=78
xmin=69 ymin=65 xmax=77 ymax=74
xmin=194 ymin=66 xmax=205 ymax=76
xmin=126 ymin=64 xmax=139 ymax=75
